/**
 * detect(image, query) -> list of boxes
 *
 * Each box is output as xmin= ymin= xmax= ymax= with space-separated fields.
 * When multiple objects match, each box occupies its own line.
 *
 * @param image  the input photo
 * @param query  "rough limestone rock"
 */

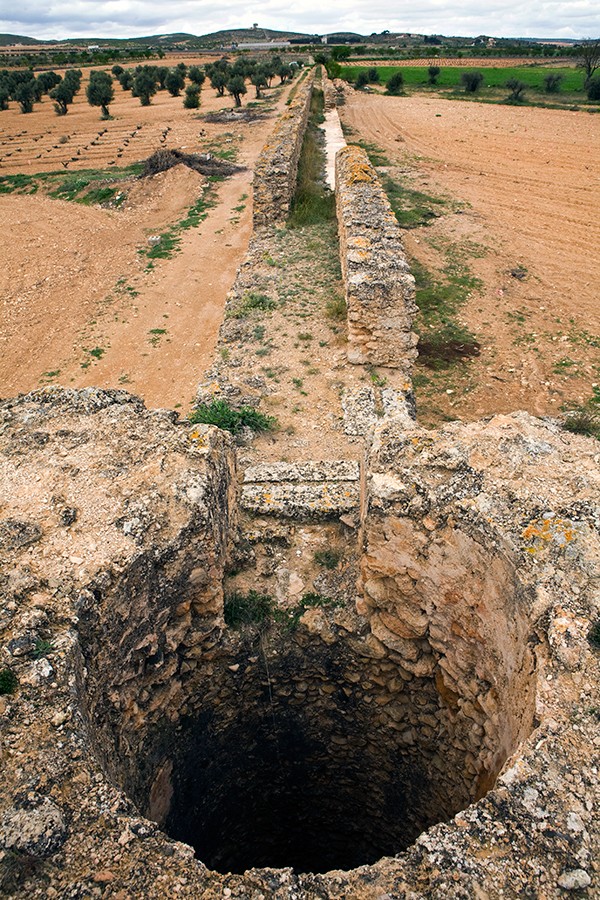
xmin=336 ymin=145 xmax=419 ymax=369
xmin=0 ymin=390 xmax=598 ymax=898
xmin=253 ymin=72 xmax=314 ymax=228
xmin=242 ymin=460 xmax=360 ymax=519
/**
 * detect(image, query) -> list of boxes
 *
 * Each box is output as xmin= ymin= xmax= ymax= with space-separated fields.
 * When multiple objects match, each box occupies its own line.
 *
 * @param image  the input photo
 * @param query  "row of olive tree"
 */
xmin=0 ymin=53 xmax=301 ymax=116
xmin=0 ymin=67 xmax=82 ymax=113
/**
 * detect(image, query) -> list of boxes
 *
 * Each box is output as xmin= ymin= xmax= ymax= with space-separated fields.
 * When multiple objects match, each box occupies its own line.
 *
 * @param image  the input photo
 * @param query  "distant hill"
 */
xmin=196 ymin=27 xmax=311 ymax=44
xmin=0 ymin=28 xmax=311 ymax=49
xmin=0 ymin=28 xmax=582 ymax=50
xmin=0 ymin=34 xmax=45 ymax=45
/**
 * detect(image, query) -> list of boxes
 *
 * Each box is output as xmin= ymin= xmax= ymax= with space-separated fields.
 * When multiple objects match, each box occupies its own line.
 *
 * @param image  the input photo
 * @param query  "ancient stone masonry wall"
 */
xmin=252 ymin=70 xmax=315 ymax=228
xmin=356 ymin=411 xmax=600 ymax=895
xmin=335 ymin=144 xmax=419 ymax=369
xmin=0 ymin=392 xmax=599 ymax=898
xmin=322 ymin=76 xmax=347 ymax=111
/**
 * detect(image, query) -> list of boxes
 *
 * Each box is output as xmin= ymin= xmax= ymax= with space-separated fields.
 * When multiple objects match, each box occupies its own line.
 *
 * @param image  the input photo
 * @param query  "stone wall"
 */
xmin=1 ymin=390 xmax=599 ymax=897
xmin=252 ymin=70 xmax=314 ymax=228
xmin=335 ymin=144 xmax=419 ymax=369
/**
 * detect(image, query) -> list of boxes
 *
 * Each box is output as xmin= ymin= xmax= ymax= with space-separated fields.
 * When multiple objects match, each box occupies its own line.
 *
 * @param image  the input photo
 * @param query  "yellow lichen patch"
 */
xmin=188 ymin=429 xmax=206 ymax=447
xmin=522 ymin=517 xmax=577 ymax=552
xmin=347 ymin=162 xmax=376 ymax=185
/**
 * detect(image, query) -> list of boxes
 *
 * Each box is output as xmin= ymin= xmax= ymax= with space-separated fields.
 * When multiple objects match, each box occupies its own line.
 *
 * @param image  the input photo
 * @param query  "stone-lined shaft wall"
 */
xmin=0 ymin=391 xmax=599 ymax=897
xmin=252 ymin=71 xmax=315 ymax=228
xmin=335 ymin=144 xmax=419 ymax=369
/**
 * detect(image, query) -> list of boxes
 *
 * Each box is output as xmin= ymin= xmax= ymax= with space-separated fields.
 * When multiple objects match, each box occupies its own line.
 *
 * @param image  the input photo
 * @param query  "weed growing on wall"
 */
xmin=189 ymin=400 xmax=276 ymax=434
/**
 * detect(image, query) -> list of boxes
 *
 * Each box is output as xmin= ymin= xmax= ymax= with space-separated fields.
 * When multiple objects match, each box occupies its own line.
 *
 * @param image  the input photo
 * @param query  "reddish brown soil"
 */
xmin=0 ymin=69 xmax=290 ymax=410
xmin=343 ymin=90 xmax=600 ymax=423
xmin=1 ymin=70 xmax=598 ymax=428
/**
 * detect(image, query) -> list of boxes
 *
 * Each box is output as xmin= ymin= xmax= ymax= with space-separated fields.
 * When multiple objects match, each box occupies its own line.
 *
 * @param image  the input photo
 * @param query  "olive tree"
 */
xmin=165 ymin=69 xmax=185 ymax=97
xmin=578 ymin=38 xmax=600 ymax=84
xmin=133 ymin=69 xmax=157 ymax=106
xmin=86 ymin=70 xmax=114 ymax=118
xmin=386 ymin=72 xmax=404 ymax=95
xmin=461 ymin=71 xmax=483 ymax=93
xmin=227 ymin=74 xmax=247 ymax=107
xmin=183 ymin=84 xmax=200 ymax=108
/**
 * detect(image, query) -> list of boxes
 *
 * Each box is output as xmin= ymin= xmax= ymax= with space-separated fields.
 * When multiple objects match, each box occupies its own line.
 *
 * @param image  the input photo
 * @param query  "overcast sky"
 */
xmin=1 ymin=0 xmax=598 ymax=41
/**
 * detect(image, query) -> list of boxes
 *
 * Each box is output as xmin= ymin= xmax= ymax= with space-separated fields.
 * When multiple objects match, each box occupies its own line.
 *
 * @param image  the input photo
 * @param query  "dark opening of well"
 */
xmin=164 ymin=710 xmax=436 ymax=874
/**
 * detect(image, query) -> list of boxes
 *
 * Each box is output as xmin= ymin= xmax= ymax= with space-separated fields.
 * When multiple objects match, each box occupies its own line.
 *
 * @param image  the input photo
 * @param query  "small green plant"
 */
xmin=325 ymin=295 xmax=347 ymax=319
xmin=461 ymin=71 xmax=483 ymax=93
xmin=379 ymin=171 xmax=447 ymax=229
xmin=563 ymin=408 xmax=600 ymax=440
xmin=80 ymin=186 xmax=119 ymax=206
xmin=286 ymin=592 xmax=342 ymax=628
xmin=0 ymin=668 xmax=18 ymax=695
xmin=33 ymin=639 xmax=54 ymax=659
xmin=355 ymin=140 xmax=390 ymax=166
xmin=224 ymin=590 xmax=274 ymax=627
xmin=189 ymin=399 xmax=276 ymax=434
xmin=553 ymin=357 xmax=576 ymax=373
xmin=314 ymin=549 xmax=341 ymax=569
xmin=85 ymin=346 xmax=105 ymax=360
xmin=230 ymin=292 xmax=277 ymax=318
xmin=368 ymin=367 xmax=387 ymax=387
xmin=148 ymin=328 xmax=167 ymax=346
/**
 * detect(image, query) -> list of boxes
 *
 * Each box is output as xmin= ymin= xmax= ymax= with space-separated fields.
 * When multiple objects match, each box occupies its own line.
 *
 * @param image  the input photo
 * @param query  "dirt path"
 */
xmin=0 ymin=77 xmax=292 ymax=409
xmin=343 ymin=90 xmax=600 ymax=422
xmin=66 ymin=167 xmax=255 ymax=409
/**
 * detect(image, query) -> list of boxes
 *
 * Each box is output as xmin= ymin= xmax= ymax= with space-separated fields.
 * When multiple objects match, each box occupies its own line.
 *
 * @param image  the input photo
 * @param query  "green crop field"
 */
xmin=339 ymin=65 xmax=588 ymax=96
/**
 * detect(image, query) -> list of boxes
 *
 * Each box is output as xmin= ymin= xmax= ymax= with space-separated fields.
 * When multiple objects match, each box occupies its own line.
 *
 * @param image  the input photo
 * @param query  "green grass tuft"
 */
xmin=224 ymin=590 xmax=274 ymax=627
xmin=229 ymin=291 xmax=277 ymax=318
xmin=289 ymin=88 xmax=336 ymax=227
xmin=189 ymin=399 xmax=276 ymax=434
xmin=563 ymin=408 xmax=600 ymax=440
xmin=0 ymin=668 xmax=18 ymax=695
xmin=379 ymin=171 xmax=447 ymax=229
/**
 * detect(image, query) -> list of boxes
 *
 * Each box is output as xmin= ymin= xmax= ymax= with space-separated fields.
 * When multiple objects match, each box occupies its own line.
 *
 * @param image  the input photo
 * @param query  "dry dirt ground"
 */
xmin=1 ymin=68 xmax=598 ymax=428
xmin=342 ymin=89 xmax=600 ymax=423
xmin=0 ymin=62 xmax=291 ymax=409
